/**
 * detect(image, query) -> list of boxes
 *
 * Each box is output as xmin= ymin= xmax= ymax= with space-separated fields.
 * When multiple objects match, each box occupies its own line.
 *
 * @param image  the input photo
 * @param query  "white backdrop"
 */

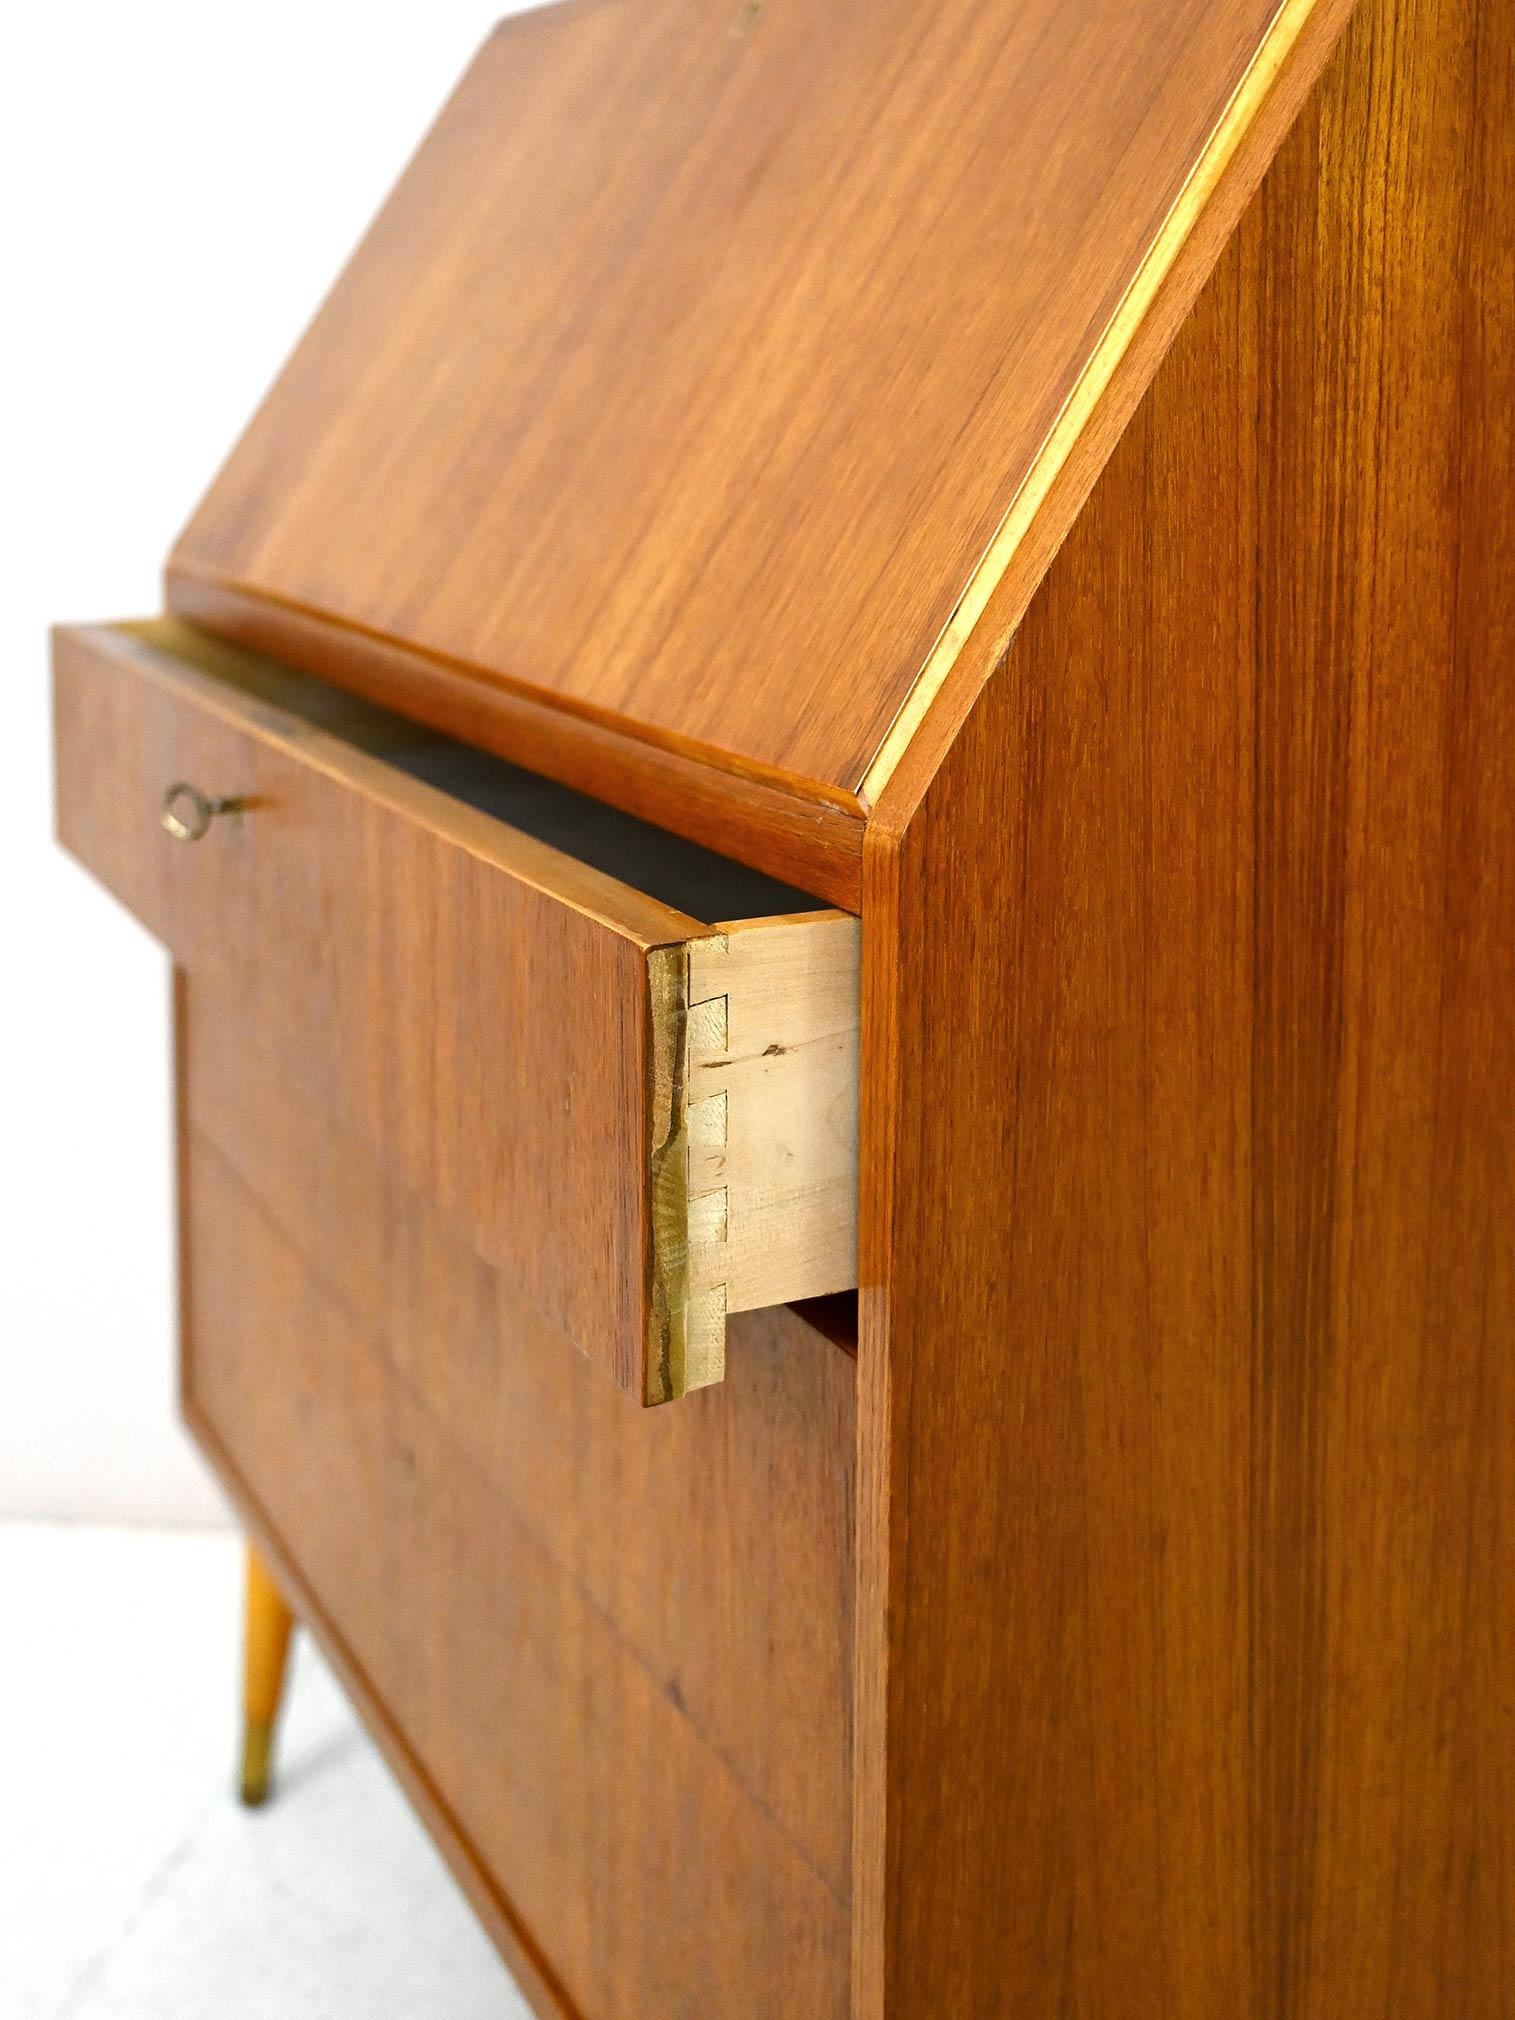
xmin=0 ymin=3 xmax=546 ymax=1524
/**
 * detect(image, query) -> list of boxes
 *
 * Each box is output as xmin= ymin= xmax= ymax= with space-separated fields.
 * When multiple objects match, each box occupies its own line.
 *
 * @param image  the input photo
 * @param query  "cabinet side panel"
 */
xmin=856 ymin=0 xmax=1514 ymax=2011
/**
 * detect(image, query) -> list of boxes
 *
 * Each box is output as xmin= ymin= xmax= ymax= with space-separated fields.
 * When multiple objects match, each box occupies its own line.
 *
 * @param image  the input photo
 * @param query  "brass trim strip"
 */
xmin=645 ymin=943 xmax=692 ymax=1405
xmin=859 ymin=0 xmax=1324 ymax=806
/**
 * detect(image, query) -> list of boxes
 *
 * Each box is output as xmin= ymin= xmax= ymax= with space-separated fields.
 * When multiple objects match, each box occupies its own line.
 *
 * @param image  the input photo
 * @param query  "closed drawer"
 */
xmin=177 ymin=969 xmax=856 ymax=2011
xmin=179 ymin=977 xmax=854 ymax=2020
xmin=53 ymin=618 xmax=860 ymax=1404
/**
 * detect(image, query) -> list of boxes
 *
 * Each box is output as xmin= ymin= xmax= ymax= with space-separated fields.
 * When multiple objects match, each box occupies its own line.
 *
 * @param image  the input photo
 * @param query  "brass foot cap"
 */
xmin=240 ymin=1719 xmax=274 ymax=1807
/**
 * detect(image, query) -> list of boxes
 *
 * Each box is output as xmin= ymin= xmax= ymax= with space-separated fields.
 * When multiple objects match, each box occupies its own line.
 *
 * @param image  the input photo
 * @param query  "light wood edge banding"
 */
xmin=859 ymin=0 xmax=1330 ymax=806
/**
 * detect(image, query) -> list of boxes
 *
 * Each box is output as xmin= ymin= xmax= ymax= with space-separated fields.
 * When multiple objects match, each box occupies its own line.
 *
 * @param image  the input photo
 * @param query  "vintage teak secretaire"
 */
xmin=53 ymin=0 xmax=1511 ymax=2013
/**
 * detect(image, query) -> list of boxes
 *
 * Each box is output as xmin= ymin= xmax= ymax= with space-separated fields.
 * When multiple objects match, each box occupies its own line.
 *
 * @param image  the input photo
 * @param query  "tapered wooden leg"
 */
xmin=240 ymin=1542 xmax=295 ymax=1807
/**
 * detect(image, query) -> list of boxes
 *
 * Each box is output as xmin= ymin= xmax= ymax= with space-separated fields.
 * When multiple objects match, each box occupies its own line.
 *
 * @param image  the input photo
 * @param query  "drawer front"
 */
xmin=53 ymin=619 xmax=860 ymax=1403
xmin=179 ymin=979 xmax=854 ymax=2020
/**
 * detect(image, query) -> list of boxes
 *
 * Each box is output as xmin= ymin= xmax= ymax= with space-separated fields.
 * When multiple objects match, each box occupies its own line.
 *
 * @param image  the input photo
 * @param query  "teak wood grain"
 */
xmin=178 ymin=977 xmax=855 ymax=2020
xmin=51 ymin=0 xmax=1514 ymax=2007
xmin=854 ymin=0 xmax=1514 ymax=2012
xmin=53 ymin=618 xmax=860 ymax=1405
xmin=162 ymin=583 xmax=868 ymax=907
xmin=166 ymin=0 xmax=1330 ymax=893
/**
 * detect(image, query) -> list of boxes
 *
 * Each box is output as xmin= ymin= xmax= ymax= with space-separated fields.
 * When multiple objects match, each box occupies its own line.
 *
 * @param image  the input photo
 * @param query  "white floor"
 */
xmin=0 ymin=1525 xmax=534 ymax=2019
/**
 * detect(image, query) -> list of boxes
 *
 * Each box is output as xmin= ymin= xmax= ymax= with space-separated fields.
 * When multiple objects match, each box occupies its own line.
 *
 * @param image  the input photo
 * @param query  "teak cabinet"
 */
xmin=54 ymin=0 xmax=1511 ymax=2015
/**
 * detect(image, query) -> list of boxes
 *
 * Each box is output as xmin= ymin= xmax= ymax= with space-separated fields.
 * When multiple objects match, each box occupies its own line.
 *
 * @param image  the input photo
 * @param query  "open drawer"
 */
xmin=52 ymin=619 xmax=860 ymax=1404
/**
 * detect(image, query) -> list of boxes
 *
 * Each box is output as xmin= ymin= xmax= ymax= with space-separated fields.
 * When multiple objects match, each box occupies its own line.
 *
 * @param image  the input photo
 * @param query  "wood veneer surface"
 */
xmin=855 ymin=0 xmax=1514 ymax=2010
xmin=169 ymin=0 xmax=1324 ymax=845
xmin=181 ymin=982 xmax=855 ymax=2020
xmin=54 ymin=620 xmax=690 ymax=1402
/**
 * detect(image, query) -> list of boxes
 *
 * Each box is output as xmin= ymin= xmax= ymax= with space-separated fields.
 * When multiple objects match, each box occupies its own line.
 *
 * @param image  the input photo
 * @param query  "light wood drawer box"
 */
xmin=52 ymin=618 xmax=861 ymax=1405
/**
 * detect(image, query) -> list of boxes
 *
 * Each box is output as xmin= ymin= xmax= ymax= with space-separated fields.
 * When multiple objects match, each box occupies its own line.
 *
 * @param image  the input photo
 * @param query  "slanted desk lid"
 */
xmin=167 ymin=0 xmax=1349 ymax=899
